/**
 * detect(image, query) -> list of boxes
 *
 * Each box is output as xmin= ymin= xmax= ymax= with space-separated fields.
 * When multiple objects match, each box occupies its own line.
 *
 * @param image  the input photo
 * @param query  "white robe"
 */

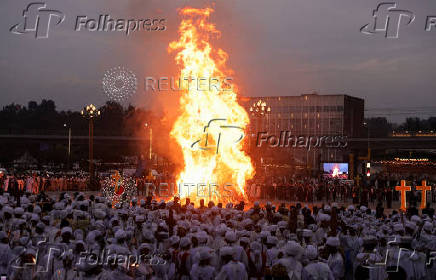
xmin=266 ymin=247 xmax=279 ymax=267
xmin=216 ymin=261 xmax=248 ymax=280
xmin=0 ymin=243 xmax=12 ymax=276
xmin=51 ymin=267 xmax=77 ymax=280
xmin=190 ymin=264 xmax=216 ymax=280
xmin=274 ymin=256 xmax=303 ymax=280
xmin=327 ymin=252 xmax=344 ymax=279
xmin=303 ymin=261 xmax=335 ymax=280
xmin=354 ymin=252 xmax=387 ymax=280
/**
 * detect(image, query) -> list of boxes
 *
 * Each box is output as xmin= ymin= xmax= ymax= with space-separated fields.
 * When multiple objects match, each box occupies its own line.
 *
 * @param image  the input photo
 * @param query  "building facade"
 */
xmin=240 ymin=93 xmax=364 ymax=172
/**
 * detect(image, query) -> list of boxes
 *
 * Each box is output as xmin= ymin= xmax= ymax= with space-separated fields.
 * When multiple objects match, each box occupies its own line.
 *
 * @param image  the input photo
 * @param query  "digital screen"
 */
xmin=323 ymin=163 xmax=348 ymax=179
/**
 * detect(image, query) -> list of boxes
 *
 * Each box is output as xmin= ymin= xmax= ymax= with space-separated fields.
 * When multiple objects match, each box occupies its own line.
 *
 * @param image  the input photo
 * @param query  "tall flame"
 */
xmin=169 ymin=7 xmax=254 ymax=204
xmin=332 ymin=166 xmax=339 ymax=177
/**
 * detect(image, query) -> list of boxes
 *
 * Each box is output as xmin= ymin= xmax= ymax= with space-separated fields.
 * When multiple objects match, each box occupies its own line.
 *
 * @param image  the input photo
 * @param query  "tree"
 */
xmin=365 ymin=117 xmax=393 ymax=137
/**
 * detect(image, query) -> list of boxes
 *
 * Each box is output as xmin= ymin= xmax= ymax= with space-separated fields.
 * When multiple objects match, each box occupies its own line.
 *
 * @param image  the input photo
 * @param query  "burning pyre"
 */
xmin=169 ymin=7 xmax=254 ymax=204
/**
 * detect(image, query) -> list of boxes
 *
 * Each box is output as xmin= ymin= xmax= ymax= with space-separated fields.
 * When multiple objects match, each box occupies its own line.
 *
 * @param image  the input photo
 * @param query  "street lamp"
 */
xmin=249 ymin=99 xmax=271 ymax=116
xmin=249 ymin=99 xmax=271 ymax=132
xmin=63 ymin=123 xmax=71 ymax=170
xmin=144 ymin=123 xmax=152 ymax=161
xmin=361 ymin=121 xmax=371 ymax=183
xmin=81 ymin=104 xmax=100 ymax=186
xmin=249 ymin=99 xmax=271 ymax=171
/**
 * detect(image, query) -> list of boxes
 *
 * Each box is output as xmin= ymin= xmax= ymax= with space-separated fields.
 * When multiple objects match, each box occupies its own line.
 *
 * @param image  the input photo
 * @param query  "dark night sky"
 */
xmin=1 ymin=0 xmax=435 ymax=122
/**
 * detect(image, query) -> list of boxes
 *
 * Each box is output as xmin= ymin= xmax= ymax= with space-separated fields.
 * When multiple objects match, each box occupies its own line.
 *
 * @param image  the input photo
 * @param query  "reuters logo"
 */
xmin=102 ymin=66 xmax=137 ymax=102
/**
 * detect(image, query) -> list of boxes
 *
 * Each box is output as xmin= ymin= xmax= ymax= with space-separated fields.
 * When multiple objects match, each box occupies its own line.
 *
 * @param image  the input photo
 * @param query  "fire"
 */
xmin=332 ymin=166 xmax=339 ymax=177
xmin=169 ymin=7 xmax=254 ymax=204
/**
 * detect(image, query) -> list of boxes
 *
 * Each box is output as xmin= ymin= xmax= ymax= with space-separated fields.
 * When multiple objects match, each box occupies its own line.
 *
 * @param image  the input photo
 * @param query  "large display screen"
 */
xmin=323 ymin=163 xmax=348 ymax=179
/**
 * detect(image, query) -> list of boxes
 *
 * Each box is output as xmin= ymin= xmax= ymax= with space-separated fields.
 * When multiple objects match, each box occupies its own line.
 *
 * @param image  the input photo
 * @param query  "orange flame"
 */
xmin=332 ymin=166 xmax=339 ymax=177
xmin=168 ymin=7 xmax=254 ymax=205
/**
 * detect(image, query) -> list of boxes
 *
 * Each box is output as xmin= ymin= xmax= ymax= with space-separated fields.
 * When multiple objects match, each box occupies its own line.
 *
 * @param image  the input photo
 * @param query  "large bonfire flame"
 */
xmin=169 ymin=7 xmax=254 ymax=204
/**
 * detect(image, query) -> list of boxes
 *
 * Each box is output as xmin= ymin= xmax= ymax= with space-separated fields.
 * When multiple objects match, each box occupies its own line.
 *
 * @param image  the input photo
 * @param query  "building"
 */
xmin=240 ymin=93 xmax=364 ymax=173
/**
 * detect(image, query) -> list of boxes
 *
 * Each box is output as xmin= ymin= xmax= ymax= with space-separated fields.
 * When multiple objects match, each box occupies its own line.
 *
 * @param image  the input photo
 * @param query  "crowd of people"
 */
xmin=3 ymin=171 xmax=435 ymax=209
xmin=1 ymin=173 xmax=89 ymax=193
xmin=245 ymin=173 xmax=436 ymax=208
xmin=0 ymin=178 xmax=435 ymax=279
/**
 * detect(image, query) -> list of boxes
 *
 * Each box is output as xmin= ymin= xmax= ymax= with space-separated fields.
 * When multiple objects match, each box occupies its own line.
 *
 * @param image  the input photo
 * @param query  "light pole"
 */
xmin=249 ymin=99 xmax=271 ymax=172
xmin=63 ymin=123 xmax=71 ymax=170
xmin=249 ymin=99 xmax=271 ymax=117
xmin=81 ymin=104 xmax=100 ymax=186
xmin=145 ymin=123 xmax=152 ymax=161
xmin=363 ymin=121 xmax=370 ymax=175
